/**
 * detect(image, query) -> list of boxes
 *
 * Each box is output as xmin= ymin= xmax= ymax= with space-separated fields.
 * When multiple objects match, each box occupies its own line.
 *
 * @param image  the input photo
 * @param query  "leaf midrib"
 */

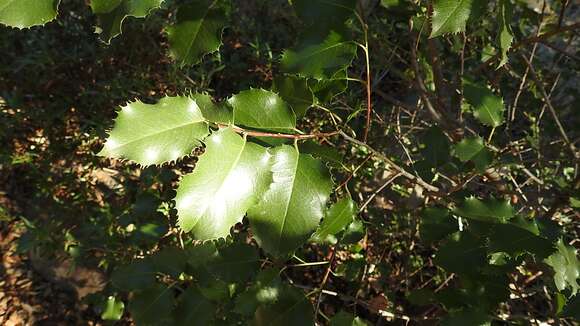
xmin=277 ymin=150 xmax=300 ymax=251
xmin=433 ymin=0 xmax=470 ymax=34
xmin=181 ymin=6 xmax=210 ymax=64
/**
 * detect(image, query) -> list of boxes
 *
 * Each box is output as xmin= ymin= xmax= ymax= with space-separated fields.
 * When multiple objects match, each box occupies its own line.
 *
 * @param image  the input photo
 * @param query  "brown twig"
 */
xmin=217 ymin=124 xmax=340 ymax=140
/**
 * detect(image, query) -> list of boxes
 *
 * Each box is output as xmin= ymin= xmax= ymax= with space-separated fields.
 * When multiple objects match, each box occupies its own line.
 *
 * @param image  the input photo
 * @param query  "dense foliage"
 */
xmin=1 ymin=0 xmax=579 ymax=324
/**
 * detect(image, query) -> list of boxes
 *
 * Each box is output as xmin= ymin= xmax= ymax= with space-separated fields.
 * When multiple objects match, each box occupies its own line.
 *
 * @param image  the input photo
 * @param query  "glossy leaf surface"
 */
xmin=228 ymin=89 xmax=296 ymax=131
xmin=430 ymin=0 xmax=473 ymax=37
xmin=0 ymin=0 xmax=60 ymax=28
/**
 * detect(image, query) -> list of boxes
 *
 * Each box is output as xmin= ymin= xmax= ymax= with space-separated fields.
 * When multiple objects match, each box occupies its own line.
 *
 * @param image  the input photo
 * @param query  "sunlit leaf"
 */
xmin=0 ymin=0 xmax=60 ymax=28
xmin=167 ymin=0 xmax=226 ymax=67
xmin=248 ymin=145 xmax=333 ymax=256
xmin=101 ymin=296 xmax=125 ymax=321
xmin=312 ymin=197 xmax=357 ymax=241
xmin=175 ymin=128 xmax=271 ymax=239
xmin=545 ymin=239 xmax=580 ymax=296
xmin=228 ymin=89 xmax=296 ymax=131
xmin=430 ymin=0 xmax=474 ymax=38
xmin=463 ymin=79 xmax=505 ymax=127
xmin=496 ymin=0 xmax=513 ymax=68
xmin=454 ymin=197 xmax=514 ymax=223
xmin=99 ymin=96 xmax=208 ymax=166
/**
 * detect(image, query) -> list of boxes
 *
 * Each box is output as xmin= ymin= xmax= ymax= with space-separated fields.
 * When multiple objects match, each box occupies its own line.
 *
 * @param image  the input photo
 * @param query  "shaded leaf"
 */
xmin=254 ymin=286 xmax=313 ymax=326
xmin=430 ymin=0 xmax=474 ymax=38
xmin=441 ymin=307 xmax=490 ymax=326
xmin=545 ymin=239 xmax=580 ymax=296
xmin=129 ymin=284 xmax=175 ymax=326
xmin=190 ymin=93 xmax=232 ymax=124
xmin=228 ymin=89 xmax=296 ymax=131
xmin=308 ymin=70 xmax=349 ymax=102
xmin=174 ymin=287 xmax=215 ymax=325
xmin=463 ymin=79 xmax=505 ymax=127
xmin=99 ymin=96 xmax=209 ymax=166
xmin=560 ymin=295 xmax=580 ymax=319
xmin=281 ymin=31 xmax=356 ymax=80
xmin=208 ymin=242 xmax=260 ymax=283
xmin=248 ymin=146 xmax=333 ymax=256
xmin=175 ymin=128 xmax=271 ymax=239
xmin=488 ymin=223 xmax=555 ymax=259
xmin=234 ymin=268 xmax=282 ymax=316
xmin=151 ymin=247 xmax=187 ymax=278
xmin=312 ymin=197 xmax=357 ymax=241
xmin=435 ymin=232 xmax=487 ymax=276
xmin=452 ymin=137 xmax=485 ymax=162
xmin=342 ymin=219 xmax=366 ymax=244
xmin=167 ymin=0 xmax=226 ymax=67
xmin=272 ymin=75 xmax=314 ymax=118
xmin=454 ymin=197 xmax=514 ymax=223
xmin=292 ymin=0 xmax=355 ymax=36
xmin=0 ymin=0 xmax=60 ymax=28
xmin=420 ymin=207 xmax=457 ymax=243
xmin=330 ymin=311 xmax=370 ymax=326
xmin=90 ymin=0 xmax=164 ymax=43
xmin=421 ymin=127 xmax=451 ymax=167
xmin=111 ymin=259 xmax=156 ymax=291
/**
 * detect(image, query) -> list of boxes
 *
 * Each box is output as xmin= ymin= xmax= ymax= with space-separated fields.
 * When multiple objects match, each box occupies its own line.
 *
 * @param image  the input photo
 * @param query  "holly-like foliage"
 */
xmin=1 ymin=0 xmax=579 ymax=325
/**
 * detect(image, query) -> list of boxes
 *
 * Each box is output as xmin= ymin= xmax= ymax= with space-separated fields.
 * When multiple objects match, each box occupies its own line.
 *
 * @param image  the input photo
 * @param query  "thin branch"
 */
xmin=217 ymin=124 xmax=340 ymax=140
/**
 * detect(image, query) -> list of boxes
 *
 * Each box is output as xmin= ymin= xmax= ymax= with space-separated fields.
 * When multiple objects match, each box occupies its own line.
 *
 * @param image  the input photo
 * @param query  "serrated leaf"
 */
xmin=435 ymin=232 xmax=487 ymax=276
xmin=463 ymin=79 xmax=505 ymax=127
xmin=111 ymin=259 xmax=156 ymax=291
xmin=330 ymin=311 xmax=370 ymax=326
xmin=190 ymin=93 xmax=232 ymax=124
xmin=0 ymin=0 xmax=60 ymax=28
xmin=99 ymin=96 xmax=209 ymax=166
xmin=430 ymin=0 xmax=474 ymax=38
xmin=454 ymin=197 xmax=514 ymax=223
xmin=452 ymin=137 xmax=485 ymax=162
xmin=281 ymin=31 xmax=357 ymax=80
xmin=420 ymin=207 xmax=457 ymax=243
xmin=312 ymin=197 xmax=357 ymax=241
xmin=208 ymin=242 xmax=260 ymax=283
xmin=175 ymin=128 xmax=271 ymax=239
xmin=167 ymin=0 xmax=226 ymax=67
xmin=545 ymin=239 xmax=580 ymax=296
xmin=254 ymin=285 xmax=314 ymax=326
xmin=129 ymin=284 xmax=175 ymax=326
xmin=488 ymin=223 xmax=555 ymax=259
xmin=272 ymin=75 xmax=314 ymax=118
xmin=497 ymin=0 xmax=513 ymax=68
xmin=308 ymin=69 xmax=348 ymax=102
xmin=174 ymin=287 xmax=215 ymax=325
xmin=101 ymin=296 xmax=125 ymax=321
xmin=90 ymin=0 xmax=163 ymax=43
xmin=228 ymin=89 xmax=296 ymax=131
xmin=248 ymin=145 xmax=333 ymax=256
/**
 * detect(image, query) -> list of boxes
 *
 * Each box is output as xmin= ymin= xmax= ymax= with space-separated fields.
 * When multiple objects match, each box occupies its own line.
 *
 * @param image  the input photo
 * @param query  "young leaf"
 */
xmin=228 ymin=89 xmax=296 ymax=131
xmin=99 ymin=96 xmax=209 ymax=166
xmin=129 ymin=284 xmax=175 ymax=325
xmin=312 ymin=197 xmax=357 ymax=241
xmin=101 ymin=296 xmax=125 ymax=321
xmin=174 ymin=287 xmax=215 ymax=325
xmin=454 ymin=197 xmax=514 ymax=223
xmin=430 ymin=0 xmax=474 ymax=38
xmin=90 ymin=0 xmax=163 ymax=43
xmin=254 ymin=285 xmax=314 ymax=326
xmin=0 ymin=0 xmax=60 ymax=28
xmin=545 ymin=239 xmax=580 ymax=296
xmin=272 ymin=75 xmax=314 ymax=118
xmin=167 ymin=0 xmax=226 ymax=67
xmin=248 ymin=145 xmax=333 ymax=256
xmin=281 ymin=31 xmax=357 ymax=80
xmin=497 ymin=0 xmax=513 ymax=68
xmin=175 ymin=128 xmax=271 ymax=240
xmin=463 ymin=79 xmax=505 ymax=127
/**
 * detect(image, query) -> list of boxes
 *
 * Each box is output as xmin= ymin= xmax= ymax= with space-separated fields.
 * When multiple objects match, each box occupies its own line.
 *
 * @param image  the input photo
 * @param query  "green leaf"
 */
xmin=308 ymin=70 xmax=348 ymax=102
xmin=420 ymin=207 xmax=457 ymax=243
xmin=560 ymin=295 xmax=580 ymax=318
xmin=101 ymin=296 xmax=125 ymax=321
xmin=254 ymin=285 xmax=314 ymax=326
xmin=272 ymin=75 xmax=314 ymax=118
xmin=111 ymin=259 xmax=156 ymax=291
xmin=463 ymin=79 xmax=505 ymax=127
xmin=90 ymin=0 xmax=163 ymax=44
xmin=496 ymin=0 xmax=513 ymax=68
xmin=129 ymin=284 xmax=175 ymax=326
xmin=330 ymin=311 xmax=370 ymax=326
xmin=488 ymin=223 xmax=555 ymax=259
xmin=441 ymin=307 xmax=490 ymax=326
xmin=312 ymin=197 xmax=357 ymax=241
xmin=281 ymin=31 xmax=357 ymax=80
xmin=174 ymin=287 xmax=215 ymax=325
xmin=99 ymin=96 xmax=209 ymax=166
xmin=421 ymin=127 xmax=451 ymax=167
xmin=0 ymin=0 xmax=60 ymax=28
xmin=248 ymin=145 xmax=333 ymax=256
xmin=190 ymin=93 xmax=232 ymax=124
xmin=208 ymin=242 xmax=260 ymax=283
xmin=430 ymin=0 xmax=474 ymax=38
xmin=228 ymin=89 xmax=296 ymax=131
xmin=341 ymin=219 xmax=365 ymax=244
xmin=545 ymin=239 xmax=580 ymax=296
xmin=175 ymin=128 xmax=271 ymax=240
xmin=452 ymin=137 xmax=485 ymax=162
xmin=292 ymin=0 xmax=355 ymax=35
xmin=454 ymin=197 xmax=514 ymax=223
xmin=151 ymin=247 xmax=187 ymax=278
xmin=435 ymin=232 xmax=487 ymax=276
xmin=167 ymin=0 xmax=226 ymax=67
xmin=234 ymin=268 xmax=282 ymax=316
